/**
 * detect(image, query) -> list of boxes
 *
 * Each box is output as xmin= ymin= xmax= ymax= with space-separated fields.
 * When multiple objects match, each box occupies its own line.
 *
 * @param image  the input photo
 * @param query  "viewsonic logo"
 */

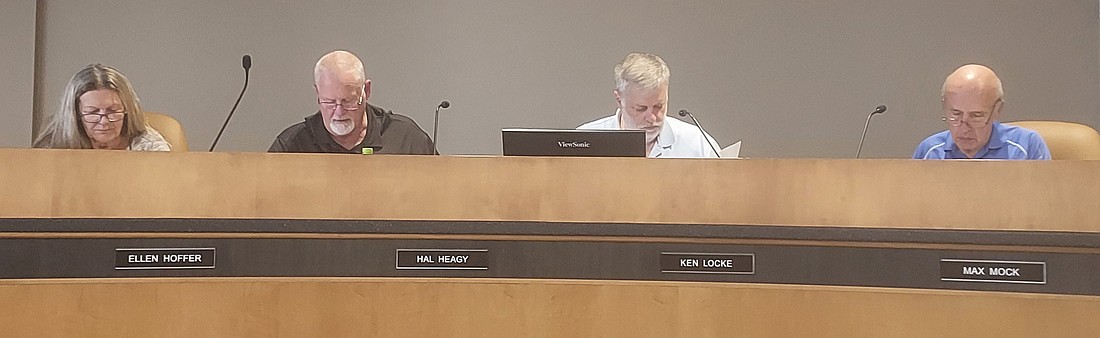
xmin=557 ymin=141 xmax=591 ymax=148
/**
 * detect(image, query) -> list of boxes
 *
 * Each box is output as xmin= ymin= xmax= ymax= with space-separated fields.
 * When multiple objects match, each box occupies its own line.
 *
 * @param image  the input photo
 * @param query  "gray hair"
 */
xmin=33 ymin=64 xmax=148 ymax=149
xmin=314 ymin=50 xmax=366 ymax=85
xmin=614 ymin=52 xmax=670 ymax=93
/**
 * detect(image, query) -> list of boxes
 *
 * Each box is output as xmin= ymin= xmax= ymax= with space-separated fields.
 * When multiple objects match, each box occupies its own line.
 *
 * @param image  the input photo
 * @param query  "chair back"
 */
xmin=145 ymin=112 xmax=188 ymax=151
xmin=1006 ymin=121 xmax=1100 ymax=160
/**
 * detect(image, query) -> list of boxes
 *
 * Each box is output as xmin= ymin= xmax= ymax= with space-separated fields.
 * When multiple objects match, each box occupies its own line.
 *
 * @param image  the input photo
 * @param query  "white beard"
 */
xmin=329 ymin=119 xmax=355 ymax=136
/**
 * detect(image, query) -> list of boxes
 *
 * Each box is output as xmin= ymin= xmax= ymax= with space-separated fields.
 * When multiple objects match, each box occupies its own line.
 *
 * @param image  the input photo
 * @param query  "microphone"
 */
xmin=678 ymin=109 xmax=721 ymax=158
xmin=855 ymin=104 xmax=888 ymax=158
xmin=209 ymin=54 xmax=252 ymax=151
xmin=432 ymin=100 xmax=450 ymax=147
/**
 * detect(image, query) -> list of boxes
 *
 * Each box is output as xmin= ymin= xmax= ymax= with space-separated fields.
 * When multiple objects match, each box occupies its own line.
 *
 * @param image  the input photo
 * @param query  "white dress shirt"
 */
xmin=578 ymin=112 xmax=720 ymax=158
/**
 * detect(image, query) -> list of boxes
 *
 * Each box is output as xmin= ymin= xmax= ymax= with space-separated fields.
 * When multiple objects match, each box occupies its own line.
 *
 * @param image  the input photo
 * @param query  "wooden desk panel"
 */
xmin=2 ymin=149 xmax=1099 ymax=337
xmin=1 ymin=149 xmax=1098 ymax=232
xmin=1 ymin=278 xmax=1097 ymax=338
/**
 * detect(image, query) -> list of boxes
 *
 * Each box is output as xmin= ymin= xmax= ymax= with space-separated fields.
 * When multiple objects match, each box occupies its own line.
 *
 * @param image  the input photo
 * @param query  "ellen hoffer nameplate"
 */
xmin=660 ymin=252 xmax=755 ymax=274
xmin=115 ymin=248 xmax=216 ymax=270
xmin=940 ymin=259 xmax=1046 ymax=284
xmin=396 ymin=249 xmax=489 ymax=270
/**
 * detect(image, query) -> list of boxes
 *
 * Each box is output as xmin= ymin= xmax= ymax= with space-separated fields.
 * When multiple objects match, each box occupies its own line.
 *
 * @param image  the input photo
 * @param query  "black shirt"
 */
xmin=269 ymin=103 xmax=436 ymax=154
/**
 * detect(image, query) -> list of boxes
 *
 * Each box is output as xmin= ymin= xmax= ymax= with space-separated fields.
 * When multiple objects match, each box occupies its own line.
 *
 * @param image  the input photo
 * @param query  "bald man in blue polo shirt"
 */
xmin=914 ymin=64 xmax=1050 ymax=160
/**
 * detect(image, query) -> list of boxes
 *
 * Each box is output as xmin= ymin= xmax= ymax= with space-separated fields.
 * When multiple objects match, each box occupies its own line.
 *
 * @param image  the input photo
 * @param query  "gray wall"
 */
xmin=28 ymin=1 xmax=1100 ymax=157
xmin=1 ymin=0 xmax=35 ymax=147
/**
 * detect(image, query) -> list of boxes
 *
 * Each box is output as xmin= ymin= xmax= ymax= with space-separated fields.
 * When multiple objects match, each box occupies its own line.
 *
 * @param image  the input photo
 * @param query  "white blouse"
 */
xmin=128 ymin=127 xmax=172 ymax=151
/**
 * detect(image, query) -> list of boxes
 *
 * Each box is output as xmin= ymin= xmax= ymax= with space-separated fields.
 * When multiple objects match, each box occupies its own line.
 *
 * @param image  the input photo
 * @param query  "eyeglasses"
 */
xmin=942 ymin=113 xmax=990 ymax=127
xmin=319 ymin=93 xmax=365 ymax=113
xmin=943 ymin=99 xmax=1000 ymax=127
xmin=81 ymin=112 xmax=125 ymax=123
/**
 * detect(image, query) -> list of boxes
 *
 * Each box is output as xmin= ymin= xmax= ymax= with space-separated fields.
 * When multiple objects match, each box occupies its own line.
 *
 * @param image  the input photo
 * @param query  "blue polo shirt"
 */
xmin=913 ymin=122 xmax=1050 ymax=160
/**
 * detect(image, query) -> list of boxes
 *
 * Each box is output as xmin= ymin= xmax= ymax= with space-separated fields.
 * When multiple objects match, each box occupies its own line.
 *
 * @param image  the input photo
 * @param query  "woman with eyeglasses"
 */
xmin=33 ymin=64 xmax=170 ymax=151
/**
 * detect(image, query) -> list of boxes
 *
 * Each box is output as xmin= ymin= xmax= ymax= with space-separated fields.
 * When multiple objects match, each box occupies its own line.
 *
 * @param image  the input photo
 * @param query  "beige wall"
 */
xmin=0 ymin=0 xmax=35 ymax=147
xmin=27 ymin=1 xmax=1100 ymax=157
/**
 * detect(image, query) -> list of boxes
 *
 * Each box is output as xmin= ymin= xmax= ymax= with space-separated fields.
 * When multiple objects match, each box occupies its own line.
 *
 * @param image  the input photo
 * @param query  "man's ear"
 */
xmin=363 ymin=80 xmax=373 ymax=102
xmin=992 ymin=98 xmax=1004 ymax=120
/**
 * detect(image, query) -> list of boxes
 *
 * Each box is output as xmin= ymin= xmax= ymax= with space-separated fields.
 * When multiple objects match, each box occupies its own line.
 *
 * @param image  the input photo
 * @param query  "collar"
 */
xmin=985 ymin=122 xmax=1006 ymax=150
xmin=612 ymin=109 xmax=675 ymax=152
xmin=946 ymin=122 xmax=1007 ymax=150
xmin=608 ymin=109 xmax=623 ymax=128
xmin=305 ymin=104 xmax=387 ymax=152
xmin=944 ymin=121 xmax=1006 ymax=156
xmin=655 ymin=117 xmax=675 ymax=150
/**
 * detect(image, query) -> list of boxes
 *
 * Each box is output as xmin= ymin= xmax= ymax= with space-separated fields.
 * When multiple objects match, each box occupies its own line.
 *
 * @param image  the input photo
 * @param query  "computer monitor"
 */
xmin=501 ymin=128 xmax=646 ymax=157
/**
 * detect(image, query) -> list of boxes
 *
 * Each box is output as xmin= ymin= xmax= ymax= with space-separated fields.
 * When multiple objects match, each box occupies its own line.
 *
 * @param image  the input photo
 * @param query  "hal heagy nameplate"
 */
xmin=940 ymin=259 xmax=1046 ymax=284
xmin=660 ymin=252 xmax=755 ymax=274
xmin=396 ymin=249 xmax=489 ymax=270
xmin=115 ymin=248 xmax=216 ymax=270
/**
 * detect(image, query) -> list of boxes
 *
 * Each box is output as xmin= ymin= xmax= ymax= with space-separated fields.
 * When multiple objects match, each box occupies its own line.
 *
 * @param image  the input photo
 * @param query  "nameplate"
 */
xmin=940 ymin=259 xmax=1046 ymax=284
xmin=396 ymin=249 xmax=489 ymax=270
xmin=115 ymin=248 xmax=216 ymax=270
xmin=660 ymin=252 xmax=755 ymax=274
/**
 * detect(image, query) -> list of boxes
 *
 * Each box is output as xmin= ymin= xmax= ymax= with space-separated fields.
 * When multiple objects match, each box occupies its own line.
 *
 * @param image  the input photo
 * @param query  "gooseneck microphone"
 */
xmin=855 ymin=104 xmax=888 ymax=158
xmin=432 ymin=100 xmax=450 ymax=146
xmin=209 ymin=54 xmax=252 ymax=151
xmin=678 ymin=109 xmax=721 ymax=158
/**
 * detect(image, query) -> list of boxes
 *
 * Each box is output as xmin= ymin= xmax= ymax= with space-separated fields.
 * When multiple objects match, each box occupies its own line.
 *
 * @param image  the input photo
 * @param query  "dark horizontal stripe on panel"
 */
xmin=1 ymin=237 xmax=1097 ymax=297
xmin=0 ymin=218 xmax=1098 ymax=249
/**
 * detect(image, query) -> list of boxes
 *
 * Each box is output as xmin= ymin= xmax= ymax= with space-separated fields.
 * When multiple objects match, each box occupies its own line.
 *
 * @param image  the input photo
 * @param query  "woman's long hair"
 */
xmin=33 ymin=64 xmax=148 ymax=149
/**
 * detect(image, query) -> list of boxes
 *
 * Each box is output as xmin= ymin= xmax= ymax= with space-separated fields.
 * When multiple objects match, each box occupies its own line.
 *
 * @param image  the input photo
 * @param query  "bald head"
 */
xmin=942 ymin=64 xmax=1003 ymax=101
xmin=314 ymin=50 xmax=366 ymax=86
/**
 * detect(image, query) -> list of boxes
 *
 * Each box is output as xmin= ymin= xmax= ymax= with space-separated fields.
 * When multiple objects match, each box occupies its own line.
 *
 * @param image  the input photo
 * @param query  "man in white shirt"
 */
xmin=578 ymin=52 xmax=720 ymax=158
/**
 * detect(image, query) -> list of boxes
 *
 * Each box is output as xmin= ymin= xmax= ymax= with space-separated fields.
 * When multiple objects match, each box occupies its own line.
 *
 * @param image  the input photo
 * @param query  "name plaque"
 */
xmin=940 ymin=259 xmax=1046 ymax=284
xmin=396 ymin=249 xmax=489 ymax=270
xmin=660 ymin=252 xmax=755 ymax=274
xmin=115 ymin=248 xmax=216 ymax=270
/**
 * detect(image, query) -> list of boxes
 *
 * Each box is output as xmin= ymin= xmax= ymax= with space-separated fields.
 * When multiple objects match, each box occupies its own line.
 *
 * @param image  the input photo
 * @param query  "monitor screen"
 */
xmin=501 ymin=128 xmax=646 ymax=157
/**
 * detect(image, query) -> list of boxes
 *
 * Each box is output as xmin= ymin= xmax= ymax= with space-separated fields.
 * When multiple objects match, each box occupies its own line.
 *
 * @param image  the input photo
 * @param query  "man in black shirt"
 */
xmin=269 ymin=50 xmax=435 ymax=154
